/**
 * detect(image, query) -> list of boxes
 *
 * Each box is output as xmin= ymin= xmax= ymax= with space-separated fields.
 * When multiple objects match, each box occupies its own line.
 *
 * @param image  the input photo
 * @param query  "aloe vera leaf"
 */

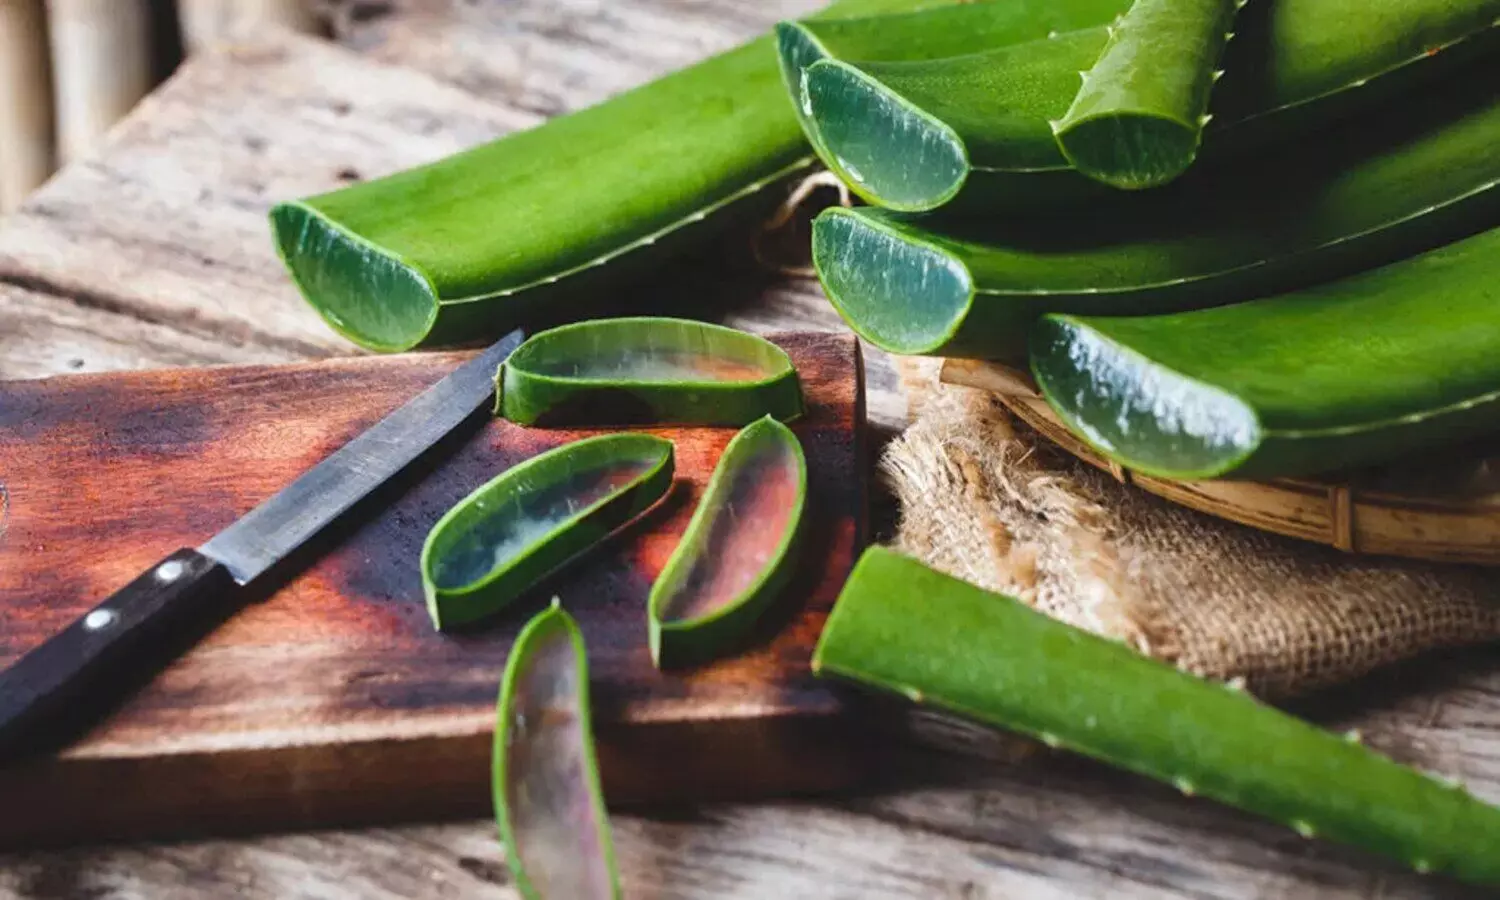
xmin=267 ymin=0 xmax=943 ymax=353
xmin=812 ymin=59 xmax=1500 ymax=361
xmin=814 ymin=547 xmax=1500 ymax=886
xmin=494 ymin=601 xmax=619 ymax=900
xmin=648 ymin=417 xmax=807 ymax=668
xmin=1053 ymin=0 xmax=1244 ymax=189
xmin=421 ymin=434 xmax=673 ymax=629
xmin=776 ymin=0 xmax=1131 ymax=163
xmin=498 ymin=318 xmax=804 ymax=427
xmin=1031 ymin=225 xmax=1500 ymax=480
xmin=801 ymin=0 xmax=1500 ymax=211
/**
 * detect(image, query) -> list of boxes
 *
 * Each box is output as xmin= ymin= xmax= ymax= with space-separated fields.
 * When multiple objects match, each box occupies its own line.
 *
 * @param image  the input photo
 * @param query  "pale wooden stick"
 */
xmin=46 ymin=0 xmax=153 ymax=164
xmin=0 ymin=0 xmax=54 ymax=212
xmin=177 ymin=0 xmax=318 ymax=54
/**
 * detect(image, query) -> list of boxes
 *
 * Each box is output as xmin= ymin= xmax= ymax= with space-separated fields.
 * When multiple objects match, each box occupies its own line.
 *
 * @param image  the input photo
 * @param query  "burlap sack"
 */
xmin=886 ymin=361 xmax=1500 ymax=697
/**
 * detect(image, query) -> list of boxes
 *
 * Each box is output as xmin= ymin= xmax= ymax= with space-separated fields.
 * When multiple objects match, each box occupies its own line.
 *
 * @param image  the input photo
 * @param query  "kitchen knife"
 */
xmin=0 ymin=329 xmax=525 ymax=757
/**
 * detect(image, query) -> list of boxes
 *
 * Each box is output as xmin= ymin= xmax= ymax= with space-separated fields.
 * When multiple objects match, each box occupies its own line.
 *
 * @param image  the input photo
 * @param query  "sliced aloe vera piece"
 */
xmin=815 ymin=547 xmax=1500 ymax=886
xmin=801 ymin=0 xmax=1500 ymax=211
xmin=1053 ymin=0 xmax=1243 ymax=189
xmin=421 ymin=434 xmax=673 ymax=629
xmin=498 ymin=318 xmax=804 ymax=427
xmin=648 ymin=417 xmax=807 ymax=668
xmin=494 ymin=601 xmax=619 ymax=900
xmin=813 ymin=60 xmax=1500 ymax=360
xmin=268 ymin=0 xmax=944 ymax=353
xmin=1031 ymin=225 xmax=1500 ymax=480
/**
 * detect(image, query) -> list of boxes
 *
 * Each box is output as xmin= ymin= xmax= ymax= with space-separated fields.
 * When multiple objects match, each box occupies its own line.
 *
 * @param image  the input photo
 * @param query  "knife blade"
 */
xmin=0 ymin=329 xmax=525 ymax=757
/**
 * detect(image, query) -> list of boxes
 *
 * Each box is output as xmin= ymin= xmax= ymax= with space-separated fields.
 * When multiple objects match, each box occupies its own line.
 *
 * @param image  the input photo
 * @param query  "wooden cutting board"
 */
xmin=0 ymin=332 xmax=867 ymax=847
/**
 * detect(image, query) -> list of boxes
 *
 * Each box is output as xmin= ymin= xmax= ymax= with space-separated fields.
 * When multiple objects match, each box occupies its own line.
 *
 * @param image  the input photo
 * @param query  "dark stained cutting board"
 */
xmin=0 ymin=332 xmax=867 ymax=847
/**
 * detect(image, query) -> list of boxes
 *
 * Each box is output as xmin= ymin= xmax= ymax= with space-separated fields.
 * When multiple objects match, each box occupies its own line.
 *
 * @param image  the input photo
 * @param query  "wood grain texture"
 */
xmin=0 ymin=333 xmax=867 ymax=845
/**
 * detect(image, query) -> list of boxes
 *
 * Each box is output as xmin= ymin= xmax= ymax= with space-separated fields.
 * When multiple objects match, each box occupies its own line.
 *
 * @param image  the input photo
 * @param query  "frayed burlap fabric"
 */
xmin=886 ymin=363 xmax=1500 ymax=697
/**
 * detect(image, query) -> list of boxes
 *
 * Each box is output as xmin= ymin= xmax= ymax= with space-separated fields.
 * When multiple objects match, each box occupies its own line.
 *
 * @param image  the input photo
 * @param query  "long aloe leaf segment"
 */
xmin=1031 ymin=225 xmax=1500 ymax=480
xmin=813 ymin=62 xmax=1500 ymax=360
xmin=814 ymin=547 xmax=1500 ymax=886
xmin=1053 ymin=0 xmax=1244 ymax=189
xmin=269 ymin=0 xmax=951 ymax=353
xmin=498 ymin=318 xmax=803 ymax=427
xmin=649 ymin=417 xmax=807 ymax=668
xmin=797 ymin=0 xmax=1500 ymax=211
xmin=494 ymin=602 xmax=620 ymax=900
xmin=421 ymin=434 xmax=673 ymax=629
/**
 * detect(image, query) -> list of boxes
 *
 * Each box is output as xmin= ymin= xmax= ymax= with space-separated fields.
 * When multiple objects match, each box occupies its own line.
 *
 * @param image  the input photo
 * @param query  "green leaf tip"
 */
xmin=494 ymin=603 xmax=620 ymax=900
xmin=421 ymin=433 xmax=675 ymax=630
xmin=498 ymin=317 xmax=804 ymax=427
xmin=814 ymin=546 xmax=1500 ymax=887
xmin=648 ymin=416 xmax=808 ymax=668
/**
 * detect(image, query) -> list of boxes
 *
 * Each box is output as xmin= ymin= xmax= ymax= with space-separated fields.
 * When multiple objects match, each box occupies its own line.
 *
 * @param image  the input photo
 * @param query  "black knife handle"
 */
xmin=0 ymin=548 xmax=236 ymax=757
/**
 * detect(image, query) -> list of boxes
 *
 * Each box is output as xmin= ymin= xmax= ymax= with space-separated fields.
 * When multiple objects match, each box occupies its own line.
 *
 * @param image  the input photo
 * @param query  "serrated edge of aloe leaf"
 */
xmin=813 ymin=546 xmax=1500 ymax=886
xmin=493 ymin=600 xmax=621 ymax=900
xmin=420 ymin=433 xmax=674 ymax=630
xmin=647 ymin=416 xmax=808 ymax=668
xmin=497 ymin=317 xmax=805 ymax=426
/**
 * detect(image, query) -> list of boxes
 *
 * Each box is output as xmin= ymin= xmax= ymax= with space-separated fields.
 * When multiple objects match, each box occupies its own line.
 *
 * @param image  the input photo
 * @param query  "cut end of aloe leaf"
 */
xmin=1053 ymin=113 xmax=1200 ymax=189
xmin=1031 ymin=314 xmax=1260 ymax=480
xmin=774 ymin=22 xmax=825 ymax=115
xmin=270 ymin=202 xmax=439 ymax=353
xmin=803 ymin=59 xmax=967 ymax=212
xmin=812 ymin=208 xmax=972 ymax=356
xmin=495 ymin=603 xmax=619 ymax=900
xmin=649 ymin=416 xmax=806 ymax=669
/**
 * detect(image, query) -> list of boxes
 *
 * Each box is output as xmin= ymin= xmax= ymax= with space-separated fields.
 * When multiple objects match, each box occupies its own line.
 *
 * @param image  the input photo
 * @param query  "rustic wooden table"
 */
xmin=0 ymin=2 xmax=1496 ymax=897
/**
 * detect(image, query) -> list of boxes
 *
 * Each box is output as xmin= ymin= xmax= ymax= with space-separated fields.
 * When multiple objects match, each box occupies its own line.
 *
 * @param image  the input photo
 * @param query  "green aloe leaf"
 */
xmin=1031 ymin=224 xmax=1500 ymax=480
xmin=268 ymin=0 xmax=947 ymax=353
xmin=494 ymin=601 xmax=619 ymax=900
xmin=813 ymin=58 xmax=1500 ymax=360
xmin=1053 ymin=0 xmax=1244 ymax=189
xmin=800 ymin=0 xmax=1500 ymax=211
xmin=498 ymin=318 xmax=804 ymax=427
xmin=421 ymin=434 xmax=673 ymax=629
xmin=648 ymin=417 xmax=807 ymax=668
xmin=814 ymin=547 xmax=1500 ymax=887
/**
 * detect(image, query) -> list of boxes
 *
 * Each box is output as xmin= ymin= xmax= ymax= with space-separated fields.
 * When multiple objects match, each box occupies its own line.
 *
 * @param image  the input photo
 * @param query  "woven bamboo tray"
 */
xmin=940 ymin=359 xmax=1500 ymax=567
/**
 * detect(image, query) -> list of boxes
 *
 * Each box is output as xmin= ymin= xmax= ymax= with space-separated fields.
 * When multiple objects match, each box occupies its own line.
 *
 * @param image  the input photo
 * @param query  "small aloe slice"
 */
xmin=498 ymin=318 xmax=804 ymax=427
xmin=1053 ymin=0 xmax=1244 ymax=189
xmin=1031 ymin=224 xmax=1500 ymax=480
xmin=421 ymin=434 xmax=673 ymax=629
xmin=813 ymin=57 xmax=1500 ymax=361
xmin=814 ymin=547 xmax=1500 ymax=886
xmin=494 ymin=601 xmax=619 ymax=900
xmin=648 ymin=417 xmax=807 ymax=668
xmin=799 ymin=0 xmax=1500 ymax=211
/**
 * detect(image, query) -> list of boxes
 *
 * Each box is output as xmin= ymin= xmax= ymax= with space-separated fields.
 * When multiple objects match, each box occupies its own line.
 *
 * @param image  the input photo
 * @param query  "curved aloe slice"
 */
xmin=1053 ymin=0 xmax=1243 ymax=189
xmin=648 ymin=417 xmax=807 ymax=668
xmin=1031 ymin=225 xmax=1500 ymax=480
xmin=268 ymin=0 xmax=944 ymax=353
xmin=494 ymin=602 xmax=619 ymax=900
xmin=815 ymin=547 xmax=1500 ymax=886
xmin=813 ymin=61 xmax=1500 ymax=360
xmin=801 ymin=0 xmax=1500 ymax=211
xmin=498 ymin=318 xmax=804 ymax=427
xmin=421 ymin=434 xmax=673 ymax=629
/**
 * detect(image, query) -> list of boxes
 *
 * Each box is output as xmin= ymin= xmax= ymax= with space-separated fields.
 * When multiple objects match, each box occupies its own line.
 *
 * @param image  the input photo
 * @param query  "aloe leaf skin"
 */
xmin=497 ymin=318 xmax=804 ymax=428
xmin=648 ymin=417 xmax=807 ymax=669
xmin=814 ymin=547 xmax=1500 ymax=886
xmin=494 ymin=601 xmax=619 ymax=900
xmin=812 ymin=60 xmax=1500 ymax=361
xmin=1031 ymin=225 xmax=1500 ymax=481
xmin=1053 ymin=0 xmax=1244 ymax=190
xmin=268 ymin=0 xmax=943 ymax=354
xmin=801 ymin=0 xmax=1500 ymax=212
xmin=421 ymin=434 xmax=673 ymax=630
